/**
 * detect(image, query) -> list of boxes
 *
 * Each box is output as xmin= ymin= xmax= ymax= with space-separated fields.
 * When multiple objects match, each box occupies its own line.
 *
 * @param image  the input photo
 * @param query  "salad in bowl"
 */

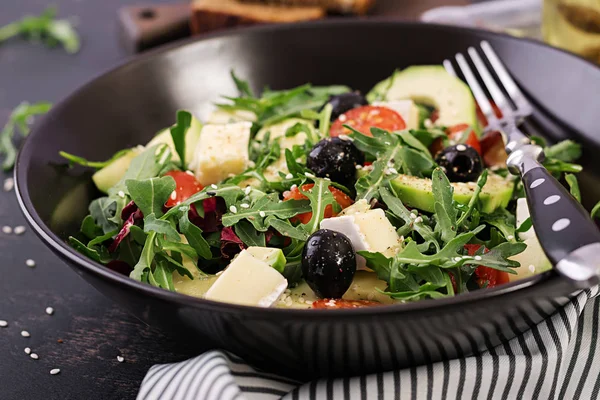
xmin=60 ymin=66 xmax=582 ymax=309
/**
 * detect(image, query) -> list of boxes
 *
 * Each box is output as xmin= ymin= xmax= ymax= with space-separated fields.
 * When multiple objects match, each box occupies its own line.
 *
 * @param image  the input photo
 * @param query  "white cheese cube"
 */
xmin=373 ymin=100 xmax=420 ymax=130
xmin=516 ymin=197 xmax=535 ymax=240
xmin=320 ymin=209 xmax=402 ymax=270
xmin=205 ymin=250 xmax=288 ymax=307
xmin=190 ymin=122 xmax=252 ymax=186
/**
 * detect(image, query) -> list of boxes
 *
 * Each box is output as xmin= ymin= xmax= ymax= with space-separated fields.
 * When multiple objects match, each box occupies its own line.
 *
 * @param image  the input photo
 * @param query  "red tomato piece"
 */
xmin=163 ymin=171 xmax=204 ymax=208
xmin=464 ymin=244 xmax=509 ymax=288
xmin=329 ymin=106 xmax=406 ymax=137
xmin=446 ymin=124 xmax=482 ymax=155
xmin=312 ymin=299 xmax=381 ymax=309
xmin=283 ymin=184 xmax=354 ymax=224
xmin=480 ymin=130 xmax=507 ymax=168
xmin=475 ymin=101 xmax=503 ymax=127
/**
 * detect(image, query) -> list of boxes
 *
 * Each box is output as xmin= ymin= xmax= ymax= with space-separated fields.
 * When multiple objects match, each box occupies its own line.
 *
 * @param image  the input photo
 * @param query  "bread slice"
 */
xmin=191 ymin=0 xmax=326 ymax=35
xmin=238 ymin=0 xmax=375 ymax=15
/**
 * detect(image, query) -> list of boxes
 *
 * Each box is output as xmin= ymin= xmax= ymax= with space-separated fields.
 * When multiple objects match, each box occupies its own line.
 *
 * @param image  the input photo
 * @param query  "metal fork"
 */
xmin=445 ymin=41 xmax=600 ymax=288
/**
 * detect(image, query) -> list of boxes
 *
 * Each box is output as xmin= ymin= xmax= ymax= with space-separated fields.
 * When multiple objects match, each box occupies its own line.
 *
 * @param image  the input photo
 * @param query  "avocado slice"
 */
xmin=146 ymin=114 xmax=202 ymax=167
xmin=367 ymin=66 xmax=480 ymax=133
xmin=508 ymin=236 xmax=552 ymax=281
xmin=92 ymin=148 xmax=141 ymax=193
xmin=389 ymin=173 xmax=514 ymax=214
xmin=246 ymin=247 xmax=287 ymax=273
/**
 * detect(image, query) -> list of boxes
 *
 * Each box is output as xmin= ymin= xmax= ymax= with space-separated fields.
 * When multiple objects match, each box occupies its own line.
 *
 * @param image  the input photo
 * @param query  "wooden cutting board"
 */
xmin=119 ymin=0 xmax=469 ymax=53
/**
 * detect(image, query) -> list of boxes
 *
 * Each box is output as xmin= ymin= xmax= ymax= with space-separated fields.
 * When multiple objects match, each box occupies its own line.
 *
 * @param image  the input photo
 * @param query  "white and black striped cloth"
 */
xmin=138 ymin=287 xmax=600 ymax=400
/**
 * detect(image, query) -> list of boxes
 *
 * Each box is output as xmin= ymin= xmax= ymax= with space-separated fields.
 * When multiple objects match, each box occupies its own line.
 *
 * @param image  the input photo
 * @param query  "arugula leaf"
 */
xmin=235 ymin=221 xmax=266 ymax=247
xmin=126 ymin=176 xmax=175 ymax=218
xmin=318 ymin=103 xmax=333 ymax=138
xmin=87 ymin=230 xmax=118 ymax=247
xmin=80 ymin=215 xmax=103 ymax=240
xmin=177 ymin=184 xmax=243 ymax=211
xmin=130 ymin=232 xmax=157 ymax=281
xmin=481 ymin=208 xmax=516 ymax=242
xmin=89 ymin=197 xmax=118 ymax=234
xmin=0 ymin=101 xmax=52 ymax=170
xmin=516 ymin=217 xmax=532 ymax=234
xmin=170 ymin=110 xmax=192 ymax=167
xmin=151 ymin=261 xmax=174 ymax=291
xmin=396 ymin=130 xmax=434 ymax=161
xmin=545 ymin=140 xmax=581 ymax=162
xmin=410 ymin=128 xmax=447 ymax=148
xmin=300 ymin=178 xmax=337 ymax=234
xmin=456 ymin=170 xmax=488 ymax=227
xmin=0 ymin=7 xmax=80 ymax=53
xmin=267 ymin=217 xmax=309 ymax=241
xmin=159 ymin=240 xmax=197 ymax=260
xmin=222 ymin=193 xmax=311 ymax=231
xmin=179 ymin=209 xmax=212 ymax=259
xmin=68 ymin=236 xmax=111 ymax=263
xmin=432 ymin=168 xmax=457 ymax=243
xmin=461 ymin=242 xmax=525 ymax=273
xmin=592 ymin=201 xmax=600 ymax=220
xmin=231 ymin=70 xmax=254 ymax=98
xmin=565 ymin=173 xmax=581 ymax=202
xmin=143 ymin=213 xmax=180 ymax=242
xmin=59 ymin=148 xmax=132 ymax=169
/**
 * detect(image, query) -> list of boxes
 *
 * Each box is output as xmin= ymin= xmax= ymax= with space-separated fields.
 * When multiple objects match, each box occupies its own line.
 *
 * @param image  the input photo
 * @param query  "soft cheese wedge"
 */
xmin=190 ymin=122 xmax=252 ymax=186
xmin=204 ymin=250 xmax=288 ymax=307
xmin=320 ymin=207 xmax=402 ymax=270
xmin=372 ymin=100 xmax=420 ymax=130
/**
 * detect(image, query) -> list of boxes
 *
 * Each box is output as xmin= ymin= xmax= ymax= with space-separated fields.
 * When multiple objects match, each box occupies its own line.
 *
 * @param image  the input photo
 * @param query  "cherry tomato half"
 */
xmin=312 ymin=299 xmax=380 ymax=309
xmin=283 ymin=184 xmax=354 ymax=224
xmin=163 ymin=170 xmax=204 ymax=208
xmin=329 ymin=106 xmax=406 ymax=137
xmin=464 ymin=244 xmax=509 ymax=288
xmin=447 ymin=123 xmax=482 ymax=155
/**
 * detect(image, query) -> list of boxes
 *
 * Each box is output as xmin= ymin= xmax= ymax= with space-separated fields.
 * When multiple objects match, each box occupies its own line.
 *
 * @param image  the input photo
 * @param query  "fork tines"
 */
xmin=443 ymin=41 xmax=533 ymax=129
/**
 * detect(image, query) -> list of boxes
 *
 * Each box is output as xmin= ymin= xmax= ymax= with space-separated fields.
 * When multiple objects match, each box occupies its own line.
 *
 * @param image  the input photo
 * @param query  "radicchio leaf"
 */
xmin=220 ymin=226 xmax=245 ymax=261
xmin=109 ymin=209 xmax=143 ymax=253
xmin=189 ymin=197 xmax=225 ymax=233
xmin=106 ymin=260 xmax=132 ymax=275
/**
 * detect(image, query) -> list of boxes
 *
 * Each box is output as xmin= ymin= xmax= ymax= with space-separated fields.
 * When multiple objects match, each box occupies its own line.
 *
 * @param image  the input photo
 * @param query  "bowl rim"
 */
xmin=15 ymin=18 xmax=584 ymax=319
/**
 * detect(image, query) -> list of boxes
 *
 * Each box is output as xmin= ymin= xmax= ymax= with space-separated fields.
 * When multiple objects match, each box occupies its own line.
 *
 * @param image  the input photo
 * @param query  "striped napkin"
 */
xmin=138 ymin=286 xmax=600 ymax=400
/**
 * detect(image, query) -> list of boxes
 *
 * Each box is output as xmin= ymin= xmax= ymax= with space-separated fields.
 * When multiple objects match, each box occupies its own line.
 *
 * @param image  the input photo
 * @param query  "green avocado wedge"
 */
xmin=367 ymin=66 xmax=480 ymax=134
xmin=92 ymin=148 xmax=141 ymax=193
xmin=388 ymin=173 xmax=514 ymax=214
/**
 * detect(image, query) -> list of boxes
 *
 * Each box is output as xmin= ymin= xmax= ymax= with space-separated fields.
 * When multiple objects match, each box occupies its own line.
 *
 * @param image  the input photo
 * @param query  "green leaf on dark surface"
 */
xmin=300 ymin=178 xmax=336 ymax=234
xmin=235 ymin=220 xmax=266 ymax=247
xmin=0 ymin=101 xmax=52 ymax=170
xmin=143 ymin=213 xmax=180 ymax=242
xmin=179 ymin=210 xmax=212 ymax=260
xmin=159 ymin=240 xmax=197 ymax=260
xmin=431 ymin=168 xmax=457 ymax=243
xmin=59 ymin=148 xmax=132 ymax=169
xmin=130 ymin=232 xmax=157 ymax=281
xmin=80 ymin=215 xmax=103 ymax=240
xmin=482 ymin=208 xmax=516 ymax=242
xmin=126 ymin=176 xmax=175 ymax=218
xmin=516 ymin=217 xmax=532 ymax=234
xmin=455 ymin=170 xmax=488 ymax=227
xmin=170 ymin=110 xmax=192 ymax=167
xmin=592 ymin=201 xmax=600 ymax=220
xmin=150 ymin=261 xmax=175 ymax=291
xmin=0 ymin=7 xmax=80 ymax=53
xmin=231 ymin=70 xmax=254 ymax=98
xmin=565 ymin=173 xmax=581 ymax=202
xmin=68 ymin=237 xmax=101 ymax=263
xmin=545 ymin=140 xmax=581 ymax=162
xmin=87 ymin=230 xmax=117 ymax=247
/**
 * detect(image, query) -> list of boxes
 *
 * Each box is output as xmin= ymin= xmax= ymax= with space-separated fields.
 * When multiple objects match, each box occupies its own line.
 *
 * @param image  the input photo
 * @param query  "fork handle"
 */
xmin=513 ymin=151 xmax=600 ymax=287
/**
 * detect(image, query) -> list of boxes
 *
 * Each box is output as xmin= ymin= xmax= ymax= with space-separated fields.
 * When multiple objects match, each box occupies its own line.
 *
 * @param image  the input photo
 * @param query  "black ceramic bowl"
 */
xmin=15 ymin=20 xmax=600 ymax=379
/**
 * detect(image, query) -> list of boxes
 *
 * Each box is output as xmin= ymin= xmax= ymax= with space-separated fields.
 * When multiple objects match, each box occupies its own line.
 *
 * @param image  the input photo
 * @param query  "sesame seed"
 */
xmin=339 ymin=114 xmax=347 ymax=122
xmin=117 ymin=190 xmax=125 ymax=198
xmin=170 ymin=191 xmax=177 ymax=200
xmin=0 ymin=320 xmax=7 ymax=327
xmin=244 ymin=186 xmax=252 ymax=195
xmin=3 ymin=177 xmax=14 ymax=192
xmin=117 ymin=356 xmax=124 ymax=363
xmin=13 ymin=226 xmax=26 ymax=235
xmin=46 ymin=307 xmax=54 ymax=315
xmin=240 ymin=203 xmax=250 ymax=209
xmin=305 ymin=300 xmax=314 ymax=305
xmin=388 ymin=167 xmax=398 ymax=175
xmin=528 ymin=264 xmax=536 ymax=273
xmin=2 ymin=226 xmax=12 ymax=234
xmin=285 ymin=173 xmax=294 ymax=180
xmin=355 ymin=165 xmax=363 ymax=170
xmin=21 ymin=330 xmax=30 ymax=338
xmin=185 ymin=170 xmax=195 ymax=176
xmin=409 ymin=213 xmax=417 ymax=219
xmin=211 ymin=184 xmax=218 ymax=189
xmin=414 ymin=217 xmax=423 ymax=224
xmin=259 ymin=211 xmax=266 ymax=218
xmin=50 ymin=369 xmax=61 ymax=375
xmin=229 ymin=205 xmax=237 ymax=214
xmin=384 ymin=169 xmax=392 ymax=176
xmin=304 ymin=172 xmax=315 ymax=179
xmin=24 ymin=347 xmax=31 ymax=354
xmin=475 ymin=255 xmax=482 ymax=261
xmin=454 ymin=257 xmax=462 ymax=262
xmin=290 ymin=184 xmax=298 ymax=190
xmin=26 ymin=259 xmax=36 ymax=268
xmin=30 ymin=353 xmax=39 ymax=360
xmin=507 ymin=235 xmax=514 ymax=240
xmin=456 ymin=144 xmax=467 ymax=151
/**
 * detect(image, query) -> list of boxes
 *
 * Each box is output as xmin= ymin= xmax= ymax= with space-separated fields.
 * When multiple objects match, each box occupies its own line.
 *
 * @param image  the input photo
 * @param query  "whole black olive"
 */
xmin=307 ymin=137 xmax=365 ymax=186
xmin=302 ymin=229 xmax=357 ymax=299
xmin=325 ymin=92 xmax=368 ymax=121
xmin=435 ymin=144 xmax=483 ymax=182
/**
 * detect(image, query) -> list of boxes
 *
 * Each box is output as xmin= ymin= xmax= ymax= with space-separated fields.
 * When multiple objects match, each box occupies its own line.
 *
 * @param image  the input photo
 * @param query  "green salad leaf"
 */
xmin=126 ymin=176 xmax=175 ymax=218
xmin=169 ymin=110 xmax=192 ymax=167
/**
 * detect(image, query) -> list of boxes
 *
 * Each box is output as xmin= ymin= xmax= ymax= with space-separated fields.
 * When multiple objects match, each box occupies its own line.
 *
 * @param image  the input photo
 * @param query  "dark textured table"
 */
xmin=0 ymin=1 xmax=467 ymax=398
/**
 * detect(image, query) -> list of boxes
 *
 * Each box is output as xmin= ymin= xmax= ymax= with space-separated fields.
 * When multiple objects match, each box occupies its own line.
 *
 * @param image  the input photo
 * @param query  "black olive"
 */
xmin=302 ymin=229 xmax=356 ymax=299
xmin=434 ymin=144 xmax=483 ymax=182
xmin=325 ymin=92 xmax=368 ymax=121
xmin=307 ymin=137 xmax=364 ymax=186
